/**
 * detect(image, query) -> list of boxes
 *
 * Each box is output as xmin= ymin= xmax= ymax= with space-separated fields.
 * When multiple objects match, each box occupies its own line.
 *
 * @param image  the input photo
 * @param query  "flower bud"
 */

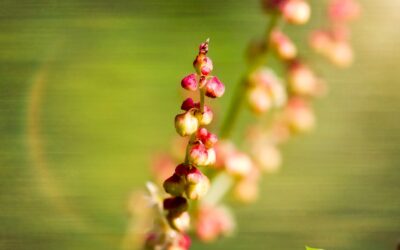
xmin=181 ymin=98 xmax=195 ymax=111
xmin=288 ymin=62 xmax=319 ymax=96
xmin=185 ymin=166 xmax=204 ymax=184
xmin=205 ymin=76 xmax=225 ymax=98
xmin=178 ymin=234 xmax=192 ymax=250
xmin=174 ymin=163 xmax=191 ymax=176
xmin=144 ymin=232 xmax=162 ymax=250
xmin=204 ymin=148 xmax=216 ymax=166
xmin=248 ymin=67 xmax=281 ymax=88
xmin=285 ymin=97 xmax=315 ymax=133
xmin=247 ymin=86 xmax=272 ymax=114
xmin=195 ymin=205 xmax=235 ymax=242
xmin=252 ymin=143 xmax=282 ymax=173
xmin=188 ymin=142 xmax=209 ymax=166
xmin=225 ymin=151 xmax=253 ymax=177
xmin=175 ymin=111 xmax=199 ymax=137
xmin=233 ymin=179 xmax=259 ymax=203
xmin=262 ymin=0 xmax=286 ymax=12
xmin=197 ymin=128 xmax=218 ymax=149
xmin=163 ymin=174 xmax=185 ymax=196
xmin=193 ymin=54 xmax=213 ymax=76
xmin=328 ymin=40 xmax=353 ymax=67
xmin=309 ymin=30 xmax=331 ymax=54
xmin=181 ymin=74 xmax=198 ymax=91
xmin=185 ymin=174 xmax=210 ymax=200
xmin=270 ymin=29 xmax=297 ymax=60
xmin=328 ymin=0 xmax=360 ymax=23
xmin=281 ymin=0 xmax=311 ymax=25
xmin=167 ymin=211 xmax=190 ymax=232
xmin=195 ymin=105 xmax=213 ymax=125
xmin=163 ymin=196 xmax=188 ymax=214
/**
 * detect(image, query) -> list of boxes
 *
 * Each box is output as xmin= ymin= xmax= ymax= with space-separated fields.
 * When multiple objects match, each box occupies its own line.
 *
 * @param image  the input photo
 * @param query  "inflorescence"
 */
xmin=126 ymin=1 xmax=360 ymax=249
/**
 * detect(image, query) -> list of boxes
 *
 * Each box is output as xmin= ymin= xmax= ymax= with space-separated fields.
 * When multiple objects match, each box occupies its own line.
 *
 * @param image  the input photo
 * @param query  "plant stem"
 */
xmin=219 ymin=13 xmax=280 ymax=139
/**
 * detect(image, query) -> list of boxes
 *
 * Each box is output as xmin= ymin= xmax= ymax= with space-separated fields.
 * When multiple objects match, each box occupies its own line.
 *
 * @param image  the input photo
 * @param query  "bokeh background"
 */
xmin=0 ymin=0 xmax=399 ymax=249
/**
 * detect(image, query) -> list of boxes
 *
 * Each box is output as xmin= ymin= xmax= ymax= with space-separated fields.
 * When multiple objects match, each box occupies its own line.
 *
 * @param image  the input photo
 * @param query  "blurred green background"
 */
xmin=0 ymin=0 xmax=399 ymax=249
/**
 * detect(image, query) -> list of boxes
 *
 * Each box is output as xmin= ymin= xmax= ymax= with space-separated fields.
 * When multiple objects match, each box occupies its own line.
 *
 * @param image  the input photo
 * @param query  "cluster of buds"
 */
xmin=135 ymin=1 xmax=361 ymax=249
xmin=144 ymin=39 xmax=225 ymax=250
xmin=262 ymin=0 xmax=311 ymax=25
xmin=246 ymin=67 xmax=287 ymax=114
xmin=310 ymin=0 xmax=360 ymax=67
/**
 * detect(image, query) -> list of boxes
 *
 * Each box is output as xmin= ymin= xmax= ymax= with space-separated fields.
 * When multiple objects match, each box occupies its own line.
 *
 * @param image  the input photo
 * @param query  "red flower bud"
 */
xmin=197 ymin=128 xmax=218 ymax=149
xmin=163 ymin=196 xmax=188 ymax=214
xmin=181 ymin=98 xmax=195 ymax=111
xmin=193 ymin=54 xmax=213 ymax=76
xmin=175 ymin=111 xmax=199 ymax=136
xmin=174 ymin=163 xmax=191 ymax=176
xmin=181 ymin=73 xmax=198 ymax=91
xmin=163 ymin=174 xmax=185 ymax=196
xmin=205 ymin=76 xmax=225 ymax=98
xmin=188 ymin=142 xmax=209 ymax=166
xmin=177 ymin=234 xmax=191 ymax=250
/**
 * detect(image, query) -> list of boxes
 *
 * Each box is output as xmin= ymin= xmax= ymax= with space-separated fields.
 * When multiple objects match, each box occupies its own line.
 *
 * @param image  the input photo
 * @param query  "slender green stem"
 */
xmin=219 ymin=13 xmax=280 ymax=139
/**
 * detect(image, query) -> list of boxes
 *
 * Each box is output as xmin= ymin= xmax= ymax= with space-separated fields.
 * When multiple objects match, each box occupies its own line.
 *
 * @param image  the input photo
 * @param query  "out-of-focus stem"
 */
xmin=219 ymin=14 xmax=280 ymax=139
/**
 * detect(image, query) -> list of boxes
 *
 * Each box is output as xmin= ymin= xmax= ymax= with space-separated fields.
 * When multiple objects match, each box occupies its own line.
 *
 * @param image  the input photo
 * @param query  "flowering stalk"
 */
xmin=143 ymin=39 xmax=225 ymax=250
xmin=129 ymin=0 xmax=361 ymax=249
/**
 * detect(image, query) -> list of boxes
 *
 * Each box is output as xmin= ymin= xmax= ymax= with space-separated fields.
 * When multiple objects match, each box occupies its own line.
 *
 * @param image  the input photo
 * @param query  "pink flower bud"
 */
xmin=195 ymin=205 xmax=235 ymax=242
xmin=176 ymin=234 xmax=191 ymax=250
xmin=181 ymin=74 xmax=198 ymax=91
xmin=288 ymin=62 xmax=319 ymax=96
xmin=328 ymin=0 xmax=360 ymax=23
xmin=252 ymin=143 xmax=282 ymax=173
xmin=197 ymin=128 xmax=218 ymax=149
xmin=185 ymin=174 xmax=210 ymax=200
xmin=163 ymin=174 xmax=185 ymax=196
xmin=167 ymin=211 xmax=190 ymax=232
xmin=247 ymin=86 xmax=272 ymax=114
xmin=270 ymin=29 xmax=297 ymax=60
xmin=188 ymin=142 xmax=209 ymax=166
xmin=225 ymin=151 xmax=254 ymax=177
xmin=175 ymin=111 xmax=199 ymax=137
xmin=309 ymin=30 xmax=332 ymax=54
xmin=163 ymin=196 xmax=188 ymax=214
xmin=205 ymin=76 xmax=225 ymax=98
xmin=285 ymin=97 xmax=315 ymax=133
xmin=181 ymin=98 xmax=195 ymax=111
xmin=193 ymin=54 xmax=213 ymax=76
xmin=248 ymin=67 xmax=283 ymax=91
xmin=328 ymin=40 xmax=353 ymax=67
xmin=281 ymin=0 xmax=311 ymax=25
xmin=233 ymin=179 xmax=259 ymax=203
xmin=185 ymin=166 xmax=204 ymax=184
